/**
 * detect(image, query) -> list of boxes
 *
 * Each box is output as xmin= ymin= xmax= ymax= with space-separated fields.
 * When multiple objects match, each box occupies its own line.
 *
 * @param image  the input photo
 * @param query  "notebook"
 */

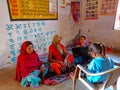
xmin=72 ymin=47 xmax=91 ymax=63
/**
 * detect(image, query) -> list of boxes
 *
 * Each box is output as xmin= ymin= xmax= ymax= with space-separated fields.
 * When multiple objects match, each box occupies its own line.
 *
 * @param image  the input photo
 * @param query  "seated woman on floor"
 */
xmin=48 ymin=34 xmax=75 ymax=75
xmin=73 ymin=35 xmax=91 ymax=65
xmin=75 ymin=35 xmax=90 ymax=47
xmin=15 ymin=41 xmax=48 ymax=87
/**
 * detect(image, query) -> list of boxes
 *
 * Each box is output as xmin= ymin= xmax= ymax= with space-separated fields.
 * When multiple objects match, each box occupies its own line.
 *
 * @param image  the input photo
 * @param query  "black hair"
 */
xmin=88 ymin=42 xmax=106 ymax=55
xmin=26 ymin=41 xmax=33 ymax=47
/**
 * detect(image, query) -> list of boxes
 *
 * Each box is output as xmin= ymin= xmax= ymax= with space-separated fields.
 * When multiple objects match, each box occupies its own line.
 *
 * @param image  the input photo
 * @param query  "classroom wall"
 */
xmin=59 ymin=0 xmax=120 ymax=50
xmin=0 ymin=0 xmax=120 ymax=69
xmin=0 ymin=0 xmax=81 ymax=69
xmin=79 ymin=0 xmax=120 ymax=49
xmin=58 ymin=0 xmax=82 ymax=46
xmin=0 ymin=0 xmax=58 ymax=69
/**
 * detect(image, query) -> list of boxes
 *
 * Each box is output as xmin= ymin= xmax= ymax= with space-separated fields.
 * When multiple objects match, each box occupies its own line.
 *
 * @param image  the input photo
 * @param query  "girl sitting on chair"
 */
xmin=87 ymin=42 xmax=114 ymax=83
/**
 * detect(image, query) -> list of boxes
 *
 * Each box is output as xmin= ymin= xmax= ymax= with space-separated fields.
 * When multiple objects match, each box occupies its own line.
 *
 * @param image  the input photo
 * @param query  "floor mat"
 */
xmin=42 ymin=73 xmax=71 ymax=85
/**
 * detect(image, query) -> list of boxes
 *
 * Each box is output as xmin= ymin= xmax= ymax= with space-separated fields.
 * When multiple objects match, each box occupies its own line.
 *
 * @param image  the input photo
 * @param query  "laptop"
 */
xmin=72 ymin=46 xmax=91 ymax=64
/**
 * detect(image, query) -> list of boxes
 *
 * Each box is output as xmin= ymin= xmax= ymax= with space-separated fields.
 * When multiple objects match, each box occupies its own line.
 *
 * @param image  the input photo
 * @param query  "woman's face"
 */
xmin=26 ymin=44 xmax=34 ymax=54
xmin=56 ymin=39 xmax=61 ymax=45
xmin=80 ymin=37 xmax=86 ymax=46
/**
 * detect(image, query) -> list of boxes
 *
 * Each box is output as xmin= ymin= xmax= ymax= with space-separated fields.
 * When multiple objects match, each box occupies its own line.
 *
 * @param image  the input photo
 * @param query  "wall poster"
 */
xmin=49 ymin=0 xmax=57 ymax=14
xmin=85 ymin=0 xmax=99 ymax=20
xmin=7 ymin=0 xmax=58 ymax=21
xmin=100 ymin=0 xmax=118 ymax=16
xmin=59 ymin=0 xmax=67 ymax=8
xmin=71 ymin=2 xmax=80 ymax=24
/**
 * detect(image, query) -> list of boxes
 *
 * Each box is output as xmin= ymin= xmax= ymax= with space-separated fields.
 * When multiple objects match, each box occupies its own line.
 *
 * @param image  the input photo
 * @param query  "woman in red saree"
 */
xmin=48 ymin=35 xmax=74 ymax=75
xmin=15 ymin=41 xmax=47 ymax=87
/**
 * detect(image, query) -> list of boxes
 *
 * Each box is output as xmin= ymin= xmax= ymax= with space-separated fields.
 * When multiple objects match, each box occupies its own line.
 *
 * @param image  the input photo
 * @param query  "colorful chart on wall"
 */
xmin=114 ymin=0 xmax=120 ymax=30
xmin=85 ymin=0 xmax=99 ymax=20
xmin=99 ymin=0 xmax=118 ymax=16
xmin=7 ymin=0 xmax=58 ymax=21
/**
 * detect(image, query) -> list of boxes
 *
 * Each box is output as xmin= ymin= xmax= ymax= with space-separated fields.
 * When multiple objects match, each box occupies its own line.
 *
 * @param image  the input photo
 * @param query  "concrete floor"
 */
xmin=0 ymin=65 xmax=74 ymax=90
xmin=0 ymin=61 xmax=120 ymax=90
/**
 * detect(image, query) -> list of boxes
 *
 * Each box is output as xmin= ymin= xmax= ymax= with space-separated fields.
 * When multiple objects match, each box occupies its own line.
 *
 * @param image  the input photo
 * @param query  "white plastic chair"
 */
xmin=71 ymin=65 xmax=120 ymax=90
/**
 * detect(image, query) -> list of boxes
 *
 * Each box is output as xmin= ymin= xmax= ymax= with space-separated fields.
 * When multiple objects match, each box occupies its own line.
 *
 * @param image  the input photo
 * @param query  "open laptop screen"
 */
xmin=72 ymin=47 xmax=91 ymax=62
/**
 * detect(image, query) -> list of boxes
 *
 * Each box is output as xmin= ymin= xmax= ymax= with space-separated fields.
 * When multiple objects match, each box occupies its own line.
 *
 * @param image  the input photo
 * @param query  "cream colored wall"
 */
xmin=80 ymin=0 xmax=120 ymax=49
xmin=0 ymin=0 xmax=120 ymax=69
xmin=58 ymin=0 xmax=81 ymax=45
xmin=0 ymin=0 xmax=81 ymax=69
xmin=59 ymin=0 xmax=120 ymax=49
xmin=80 ymin=16 xmax=120 ymax=48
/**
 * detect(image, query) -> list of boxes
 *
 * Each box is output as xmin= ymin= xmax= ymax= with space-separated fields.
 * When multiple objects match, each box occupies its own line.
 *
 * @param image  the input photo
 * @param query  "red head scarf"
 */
xmin=15 ymin=41 xmax=43 ymax=82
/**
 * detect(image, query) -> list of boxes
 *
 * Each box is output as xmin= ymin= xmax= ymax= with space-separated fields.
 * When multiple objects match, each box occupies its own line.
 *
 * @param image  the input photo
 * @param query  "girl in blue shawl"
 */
xmin=87 ymin=42 xmax=114 ymax=83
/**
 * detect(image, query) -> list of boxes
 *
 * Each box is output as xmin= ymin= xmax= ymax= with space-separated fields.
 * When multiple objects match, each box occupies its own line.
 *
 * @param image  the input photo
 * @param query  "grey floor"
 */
xmin=0 ymin=52 xmax=120 ymax=90
xmin=0 ymin=65 xmax=74 ymax=90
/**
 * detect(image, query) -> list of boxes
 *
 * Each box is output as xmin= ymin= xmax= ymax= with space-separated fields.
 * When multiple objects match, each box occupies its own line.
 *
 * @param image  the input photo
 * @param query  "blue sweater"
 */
xmin=87 ymin=57 xmax=114 ymax=83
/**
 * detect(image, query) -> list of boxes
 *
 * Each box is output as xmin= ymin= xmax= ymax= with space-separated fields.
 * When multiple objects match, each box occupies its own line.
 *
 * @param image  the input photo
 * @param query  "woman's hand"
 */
xmin=58 ymin=61 xmax=66 ymax=67
xmin=61 ymin=62 xmax=66 ymax=67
